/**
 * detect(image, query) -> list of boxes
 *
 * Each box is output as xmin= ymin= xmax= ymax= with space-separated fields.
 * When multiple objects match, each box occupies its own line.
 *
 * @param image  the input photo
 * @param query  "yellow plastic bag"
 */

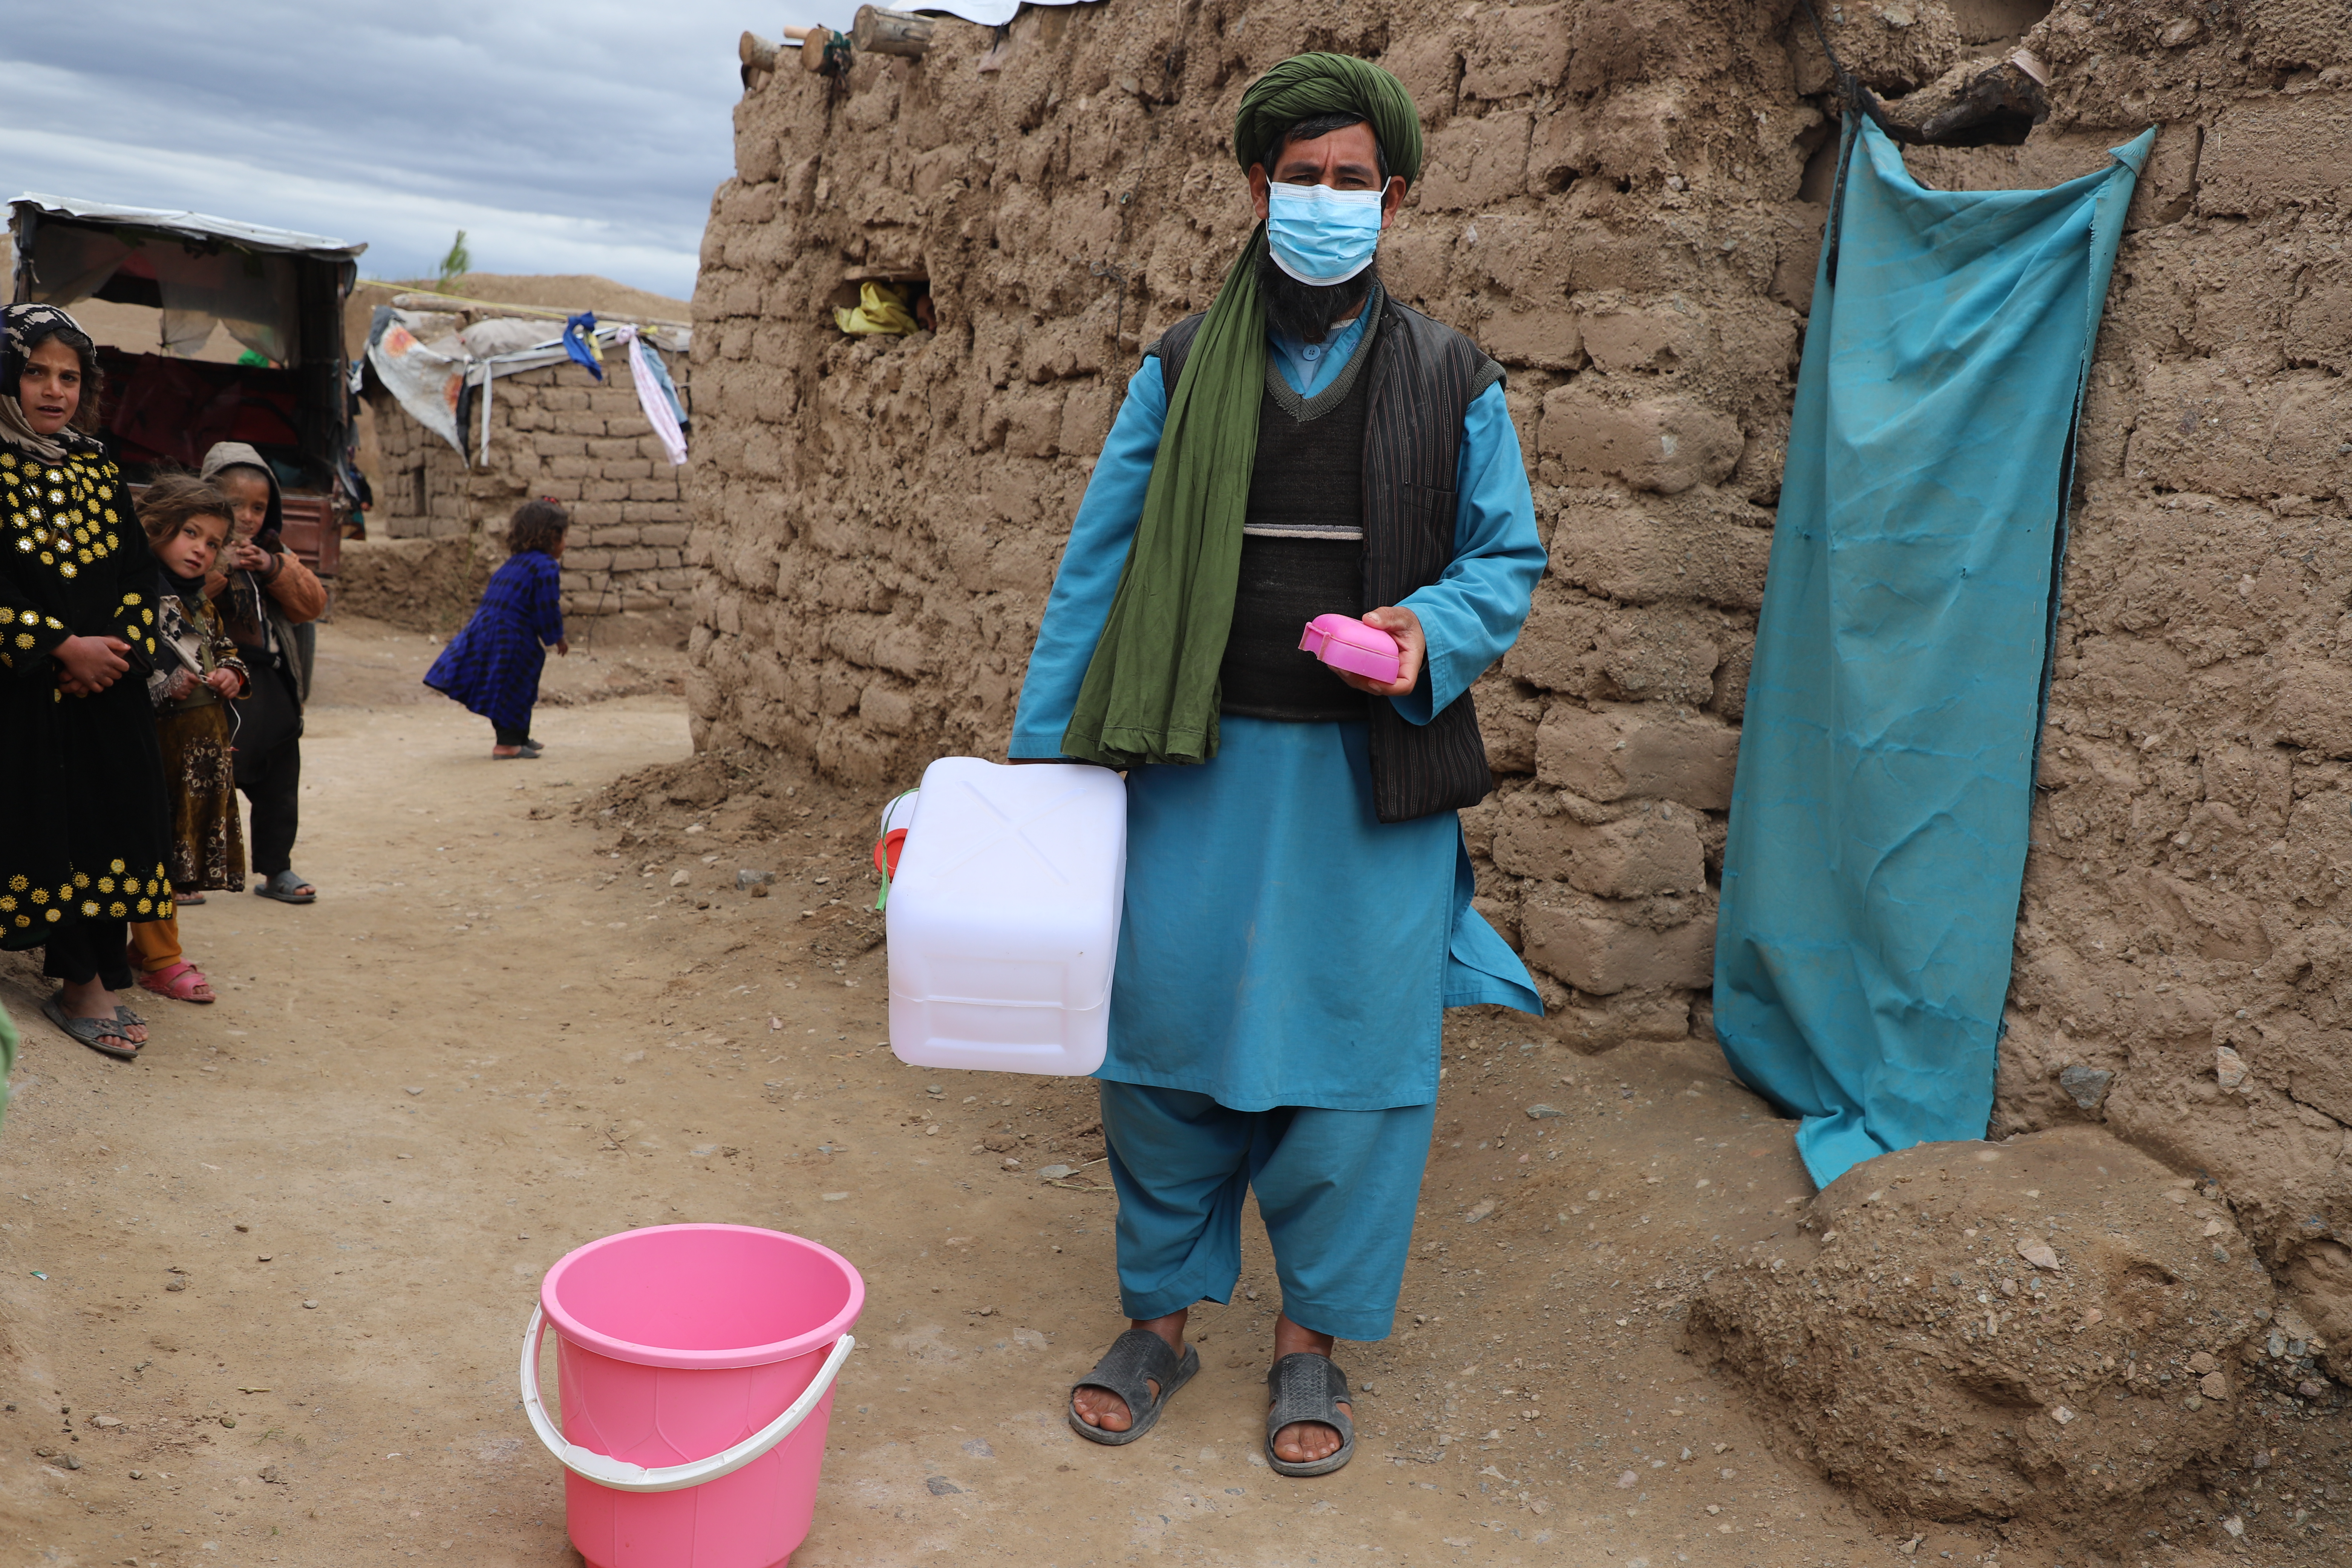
xmin=834 ymin=282 xmax=919 ymax=336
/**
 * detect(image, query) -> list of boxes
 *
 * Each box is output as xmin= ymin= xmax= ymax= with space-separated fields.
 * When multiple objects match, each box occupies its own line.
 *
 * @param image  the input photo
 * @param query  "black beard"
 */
xmin=1257 ymin=247 xmax=1377 ymax=345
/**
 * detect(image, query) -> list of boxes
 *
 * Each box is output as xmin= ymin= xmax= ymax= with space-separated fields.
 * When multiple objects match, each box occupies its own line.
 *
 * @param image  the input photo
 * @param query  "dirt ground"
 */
xmin=0 ymin=617 xmax=2212 ymax=1568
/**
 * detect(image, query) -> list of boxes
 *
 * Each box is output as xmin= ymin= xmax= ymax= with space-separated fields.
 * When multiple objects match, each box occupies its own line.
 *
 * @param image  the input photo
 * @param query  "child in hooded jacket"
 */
xmin=198 ymin=441 xmax=324 ymax=904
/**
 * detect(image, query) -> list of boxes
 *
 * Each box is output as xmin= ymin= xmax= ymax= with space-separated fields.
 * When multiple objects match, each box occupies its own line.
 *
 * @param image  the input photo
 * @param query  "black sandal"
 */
xmin=1067 ymin=1328 xmax=1197 ymax=1447
xmin=1265 ymin=1351 xmax=1355 ymax=1477
xmin=254 ymin=870 xmax=317 ymax=903
xmin=41 ymin=997 xmax=139 ymax=1062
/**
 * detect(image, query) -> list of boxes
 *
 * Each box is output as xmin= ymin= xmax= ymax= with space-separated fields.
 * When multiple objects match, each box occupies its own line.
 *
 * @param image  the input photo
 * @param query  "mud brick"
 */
xmin=1461 ymin=6 xmax=1570 ymax=100
xmin=1418 ymin=112 xmax=1534 ymax=211
xmin=1537 ymin=703 xmax=1738 ymax=810
xmin=2200 ymin=93 xmax=2352 ymax=217
xmin=1491 ymin=803 xmax=1706 ymax=898
xmin=1481 ymin=306 xmax=1582 ymax=371
xmin=1538 ymin=385 xmax=1741 ymax=495
xmin=1519 ymin=885 xmax=1714 ymax=995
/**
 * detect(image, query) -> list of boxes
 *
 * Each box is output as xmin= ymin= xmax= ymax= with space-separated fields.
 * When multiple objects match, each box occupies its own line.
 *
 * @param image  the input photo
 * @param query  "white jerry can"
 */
xmin=884 ymin=758 xmax=1127 ymax=1075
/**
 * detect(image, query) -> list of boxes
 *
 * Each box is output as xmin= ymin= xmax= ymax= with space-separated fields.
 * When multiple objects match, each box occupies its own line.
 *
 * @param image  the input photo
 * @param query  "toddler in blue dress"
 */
xmin=424 ymin=500 xmax=569 ymax=758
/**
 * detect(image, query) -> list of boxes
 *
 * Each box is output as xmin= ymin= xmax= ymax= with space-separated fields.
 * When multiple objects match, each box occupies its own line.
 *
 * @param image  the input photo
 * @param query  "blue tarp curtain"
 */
xmin=1713 ymin=118 xmax=2152 ymax=1190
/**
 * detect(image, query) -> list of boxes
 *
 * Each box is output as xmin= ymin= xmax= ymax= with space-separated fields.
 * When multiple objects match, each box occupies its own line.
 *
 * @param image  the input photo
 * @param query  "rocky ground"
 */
xmin=0 ymin=617 xmax=2339 ymax=1567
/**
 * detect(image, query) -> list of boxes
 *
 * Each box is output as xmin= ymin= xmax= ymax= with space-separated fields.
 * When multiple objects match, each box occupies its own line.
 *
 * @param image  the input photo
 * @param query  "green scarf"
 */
xmin=1059 ymin=53 xmax=1426 ymax=767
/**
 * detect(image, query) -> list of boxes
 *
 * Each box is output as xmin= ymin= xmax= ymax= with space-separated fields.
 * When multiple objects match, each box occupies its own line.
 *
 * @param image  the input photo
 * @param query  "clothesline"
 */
xmin=362 ymin=306 xmax=688 ymax=469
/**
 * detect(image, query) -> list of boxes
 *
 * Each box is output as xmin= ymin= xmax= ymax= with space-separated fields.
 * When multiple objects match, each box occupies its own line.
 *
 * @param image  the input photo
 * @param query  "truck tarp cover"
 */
xmin=9 ymin=193 xmax=363 ymax=363
xmin=1713 ymin=119 xmax=2151 ymax=1190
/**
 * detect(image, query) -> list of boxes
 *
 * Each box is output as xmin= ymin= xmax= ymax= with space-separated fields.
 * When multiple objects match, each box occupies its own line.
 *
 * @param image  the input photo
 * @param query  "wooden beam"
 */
xmin=789 ymin=26 xmax=851 ymax=74
xmin=851 ymin=5 xmax=934 ymax=58
xmin=387 ymin=291 xmax=691 ymax=333
xmin=740 ymin=31 xmax=779 ymax=92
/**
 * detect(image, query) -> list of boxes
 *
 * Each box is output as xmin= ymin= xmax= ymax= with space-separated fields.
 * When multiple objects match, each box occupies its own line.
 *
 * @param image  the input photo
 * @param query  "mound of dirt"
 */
xmin=334 ymin=536 xmax=494 ymax=634
xmin=1684 ymin=1126 xmax=2322 ymax=1528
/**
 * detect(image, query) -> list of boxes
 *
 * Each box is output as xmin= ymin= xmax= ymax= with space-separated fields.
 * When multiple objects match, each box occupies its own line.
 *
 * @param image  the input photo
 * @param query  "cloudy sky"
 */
xmin=2 ymin=2 xmax=862 ymax=301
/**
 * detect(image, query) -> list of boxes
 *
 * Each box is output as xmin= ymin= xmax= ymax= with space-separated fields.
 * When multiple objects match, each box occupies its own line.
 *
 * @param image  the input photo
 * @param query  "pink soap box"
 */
xmin=1299 ymin=614 xmax=1401 ymax=686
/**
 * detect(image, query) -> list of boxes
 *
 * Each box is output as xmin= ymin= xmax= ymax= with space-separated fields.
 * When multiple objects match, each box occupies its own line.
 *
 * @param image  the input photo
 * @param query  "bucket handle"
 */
xmin=519 ymin=1306 xmax=856 ymax=1493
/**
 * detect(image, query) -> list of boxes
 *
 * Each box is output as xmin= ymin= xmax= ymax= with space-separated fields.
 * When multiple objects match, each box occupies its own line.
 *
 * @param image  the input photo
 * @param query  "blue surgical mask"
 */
xmin=1265 ymin=183 xmax=1384 ymax=287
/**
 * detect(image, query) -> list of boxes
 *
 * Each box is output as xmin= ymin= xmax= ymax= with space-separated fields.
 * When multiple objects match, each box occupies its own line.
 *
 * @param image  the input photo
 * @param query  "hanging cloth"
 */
xmin=613 ymin=324 xmax=687 ymax=466
xmin=1712 ymin=117 xmax=2151 ymax=1190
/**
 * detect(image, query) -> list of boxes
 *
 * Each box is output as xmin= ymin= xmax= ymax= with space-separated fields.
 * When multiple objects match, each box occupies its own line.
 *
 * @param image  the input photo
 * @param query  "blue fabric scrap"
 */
xmin=563 ymin=312 xmax=605 ymax=382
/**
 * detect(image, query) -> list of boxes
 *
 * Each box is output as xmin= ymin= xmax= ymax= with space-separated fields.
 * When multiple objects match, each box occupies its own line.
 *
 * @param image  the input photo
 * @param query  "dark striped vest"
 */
xmin=1149 ymin=291 xmax=1505 ymax=824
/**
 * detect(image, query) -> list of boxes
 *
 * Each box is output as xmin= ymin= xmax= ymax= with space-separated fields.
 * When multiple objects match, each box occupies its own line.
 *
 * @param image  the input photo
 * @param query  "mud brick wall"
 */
xmin=685 ymin=0 xmax=2352 ymax=1338
xmin=362 ymin=352 xmax=694 ymax=629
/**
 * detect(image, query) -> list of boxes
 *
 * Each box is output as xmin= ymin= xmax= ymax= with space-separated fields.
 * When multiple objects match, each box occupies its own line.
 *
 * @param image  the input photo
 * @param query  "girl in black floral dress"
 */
xmin=0 ymin=303 xmax=175 ymax=1059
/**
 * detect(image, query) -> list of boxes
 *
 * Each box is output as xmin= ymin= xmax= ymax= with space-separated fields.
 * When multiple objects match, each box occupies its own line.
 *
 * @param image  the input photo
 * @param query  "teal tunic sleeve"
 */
xmin=1389 ymin=381 xmax=1545 ymax=725
xmin=1008 ymin=359 xmax=1169 ymax=758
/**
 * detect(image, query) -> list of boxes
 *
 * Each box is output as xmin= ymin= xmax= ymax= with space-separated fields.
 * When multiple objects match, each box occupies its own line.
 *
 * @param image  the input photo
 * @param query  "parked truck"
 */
xmin=8 ymin=193 xmax=367 ymax=580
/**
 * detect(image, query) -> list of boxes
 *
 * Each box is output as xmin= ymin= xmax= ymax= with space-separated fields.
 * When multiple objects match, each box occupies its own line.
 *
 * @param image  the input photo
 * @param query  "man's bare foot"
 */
xmin=1270 ymin=1312 xmax=1351 ymax=1466
xmin=60 ymin=977 xmax=145 ymax=1045
xmin=1070 ymin=1309 xmax=1186 ymax=1432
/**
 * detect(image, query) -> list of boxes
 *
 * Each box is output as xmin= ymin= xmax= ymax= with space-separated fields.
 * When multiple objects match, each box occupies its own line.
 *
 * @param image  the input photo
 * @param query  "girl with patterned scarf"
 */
xmin=127 ymin=473 xmax=250 ymax=1004
xmin=0 ymin=303 xmax=176 ymax=1060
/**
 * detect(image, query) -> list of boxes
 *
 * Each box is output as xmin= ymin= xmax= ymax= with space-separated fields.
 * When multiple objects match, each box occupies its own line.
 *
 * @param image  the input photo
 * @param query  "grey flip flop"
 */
xmin=41 ymin=996 xmax=139 ymax=1062
xmin=1068 ymin=1328 xmax=1197 ymax=1447
xmin=254 ymin=869 xmax=317 ymax=903
xmin=1265 ymin=1351 xmax=1355 ymax=1477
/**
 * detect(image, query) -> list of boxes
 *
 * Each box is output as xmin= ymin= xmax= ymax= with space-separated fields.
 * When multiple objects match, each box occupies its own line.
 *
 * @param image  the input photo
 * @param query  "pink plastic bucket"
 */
xmin=521 ymin=1225 xmax=864 ymax=1568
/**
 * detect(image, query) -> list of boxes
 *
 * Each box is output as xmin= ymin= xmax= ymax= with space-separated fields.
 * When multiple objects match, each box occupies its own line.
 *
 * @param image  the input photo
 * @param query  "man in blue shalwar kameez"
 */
xmin=1009 ymin=53 xmax=1545 ymax=1477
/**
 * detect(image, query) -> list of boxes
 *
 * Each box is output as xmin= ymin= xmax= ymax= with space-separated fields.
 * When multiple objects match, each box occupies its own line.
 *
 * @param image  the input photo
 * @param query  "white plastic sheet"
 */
xmin=368 ymin=307 xmax=691 ymax=463
xmin=911 ymin=1 xmax=1087 ymax=26
xmin=366 ymin=307 xmax=467 ymax=453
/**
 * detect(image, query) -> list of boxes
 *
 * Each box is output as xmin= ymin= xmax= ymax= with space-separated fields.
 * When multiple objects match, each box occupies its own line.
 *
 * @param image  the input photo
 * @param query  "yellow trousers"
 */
xmin=127 ymin=917 xmax=182 ymax=974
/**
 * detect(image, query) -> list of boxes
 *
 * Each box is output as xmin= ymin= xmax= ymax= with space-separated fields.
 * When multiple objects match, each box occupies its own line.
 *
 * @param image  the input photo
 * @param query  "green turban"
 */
xmin=1232 ymin=52 xmax=1424 ymax=186
xmin=1059 ymin=54 xmax=1425 ymax=769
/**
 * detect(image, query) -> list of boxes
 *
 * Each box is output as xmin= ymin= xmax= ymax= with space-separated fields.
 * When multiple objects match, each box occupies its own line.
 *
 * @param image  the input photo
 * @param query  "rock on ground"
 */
xmin=1684 ymin=1126 xmax=2321 ymax=1531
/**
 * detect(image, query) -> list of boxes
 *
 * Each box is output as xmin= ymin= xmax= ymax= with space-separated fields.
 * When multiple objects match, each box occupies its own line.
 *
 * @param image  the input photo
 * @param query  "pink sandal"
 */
xmin=139 ymin=960 xmax=216 ymax=1004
